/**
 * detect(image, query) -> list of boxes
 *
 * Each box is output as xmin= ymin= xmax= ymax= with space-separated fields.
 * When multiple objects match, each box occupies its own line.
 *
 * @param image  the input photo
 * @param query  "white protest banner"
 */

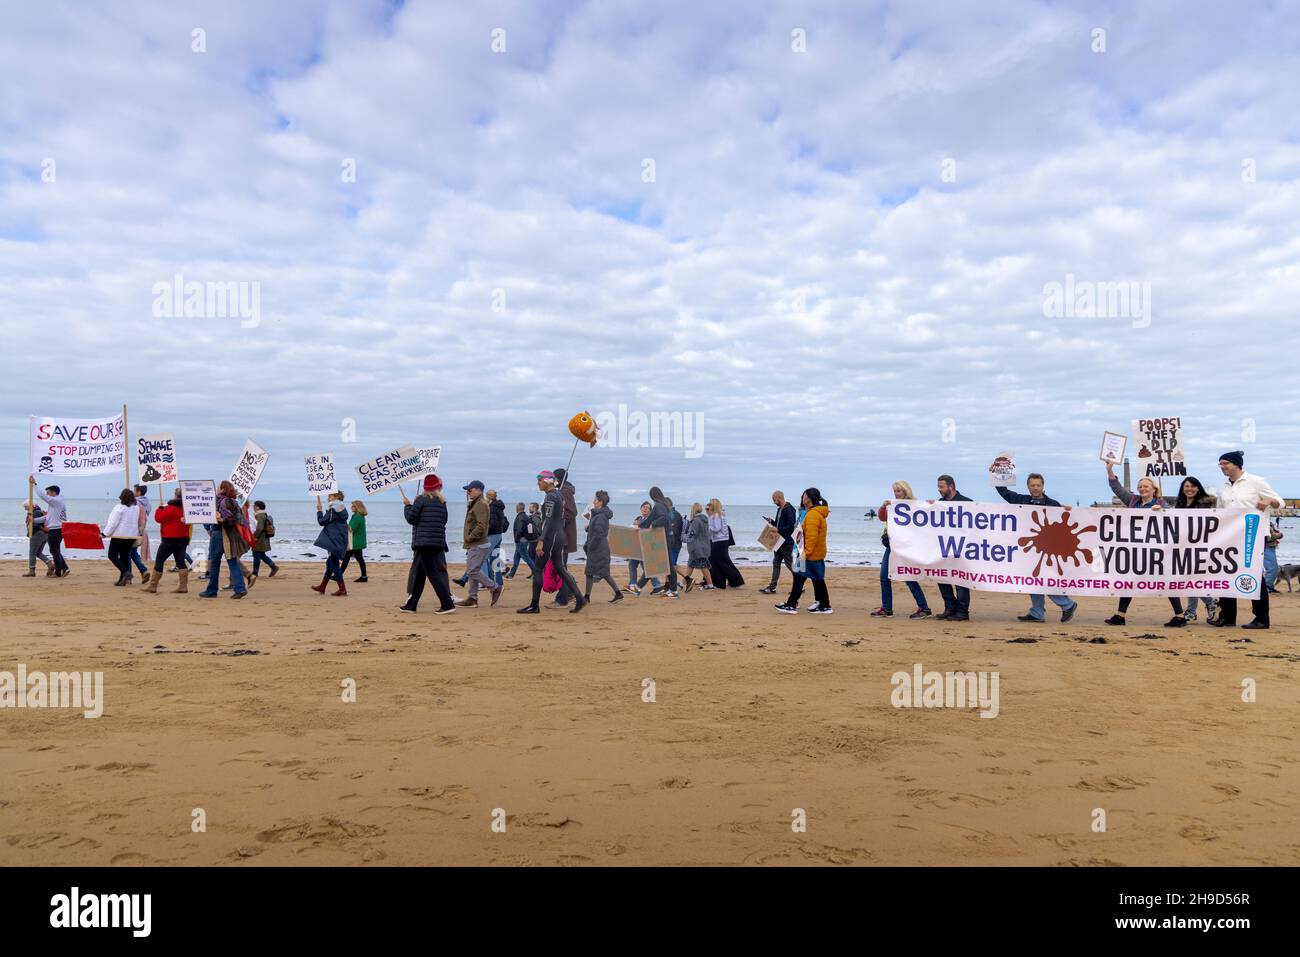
xmin=228 ymin=439 xmax=269 ymax=499
xmin=1100 ymin=431 xmax=1127 ymax=464
xmin=29 ymin=413 xmax=126 ymax=477
xmin=355 ymin=445 xmax=425 ymax=496
xmin=1132 ymin=416 xmax=1186 ymax=479
xmin=413 ymin=445 xmax=442 ymax=476
xmin=180 ymin=479 xmax=217 ymax=524
xmin=988 ymin=451 xmax=1016 ymax=488
xmin=305 ymin=453 xmax=337 ymax=496
xmin=136 ymin=432 xmax=179 ymax=484
xmin=887 ymin=500 xmax=1265 ymax=598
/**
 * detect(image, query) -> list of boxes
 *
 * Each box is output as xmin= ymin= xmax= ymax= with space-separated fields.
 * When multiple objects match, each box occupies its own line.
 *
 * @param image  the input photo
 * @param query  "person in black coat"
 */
xmin=553 ymin=467 xmax=579 ymax=605
xmin=760 ymin=490 xmax=798 ymax=593
xmin=934 ymin=474 xmax=974 ymax=620
xmin=507 ymin=502 xmax=538 ymax=579
xmin=399 ymin=474 xmax=455 ymax=615
xmin=518 ymin=470 xmax=585 ymax=614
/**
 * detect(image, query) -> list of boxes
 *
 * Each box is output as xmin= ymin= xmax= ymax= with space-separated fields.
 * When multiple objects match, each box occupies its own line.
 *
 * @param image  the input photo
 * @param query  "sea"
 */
xmin=6 ymin=500 xmax=1298 ymax=569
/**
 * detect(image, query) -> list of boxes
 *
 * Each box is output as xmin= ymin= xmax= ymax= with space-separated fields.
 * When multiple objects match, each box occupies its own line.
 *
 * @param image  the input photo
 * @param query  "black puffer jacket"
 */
xmin=405 ymin=495 xmax=449 ymax=550
xmin=488 ymin=498 xmax=510 ymax=535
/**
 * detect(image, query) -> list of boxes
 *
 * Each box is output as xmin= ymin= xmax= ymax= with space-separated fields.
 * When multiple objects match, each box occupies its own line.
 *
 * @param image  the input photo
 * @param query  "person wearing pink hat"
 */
xmin=518 ymin=470 xmax=585 ymax=614
xmin=398 ymin=474 xmax=455 ymax=615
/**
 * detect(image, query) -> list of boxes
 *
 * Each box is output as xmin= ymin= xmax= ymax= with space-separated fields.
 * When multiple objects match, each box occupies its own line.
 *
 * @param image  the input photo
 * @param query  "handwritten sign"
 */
xmin=228 ymin=439 xmax=269 ymax=499
xmin=413 ymin=445 xmax=442 ymax=476
xmin=355 ymin=445 xmax=425 ymax=496
xmin=180 ymin=479 xmax=217 ymax=524
xmin=137 ymin=433 xmax=179 ymax=484
xmin=1132 ymin=417 xmax=1185 ymax=479
xmin=1100 ymin=431 xmax=1127 ymax=464
xmin=305 ymin=452 xmax=337 ymax=496
xmin=29 ymin=413 xmax=126 ymax=477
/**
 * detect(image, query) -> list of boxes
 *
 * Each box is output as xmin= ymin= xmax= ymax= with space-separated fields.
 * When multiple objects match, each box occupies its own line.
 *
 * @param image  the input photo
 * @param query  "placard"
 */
xmin=180 ymin=479 xmax=217 ymax=524
xmin=1131 ymin=417 xmax=1186 ymax=479
xmin=355 ymin=445 xmax=425 ymax=496
xmin=637 ymin=526 xmax=670 ymax=578
xmin=608 ymin=525 xmax=644 ymax=560
xmin=757 ymin=522 xmax=782 ymax=551
xmin=988 ymin=451 xmax=1016 ymax=488
xmin=1100 ymin=431 xmax=1127 ymax=464
xmin=413 ymin=445 xmax=442 ymax=476
xmin=136 ymin=432 xmax=179 ymax=484
xmin=29 ymin=413 xmax=126 ymax=477
xmin=228 ymin=440 xmax=269 ymax=499
xmin=305 ymin=452 xmax=337 ymax=496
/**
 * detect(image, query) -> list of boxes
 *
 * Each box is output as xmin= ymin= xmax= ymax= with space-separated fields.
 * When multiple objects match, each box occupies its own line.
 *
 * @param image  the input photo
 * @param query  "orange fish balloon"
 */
xmin=568 ymin=412 xmax=599 ymax=447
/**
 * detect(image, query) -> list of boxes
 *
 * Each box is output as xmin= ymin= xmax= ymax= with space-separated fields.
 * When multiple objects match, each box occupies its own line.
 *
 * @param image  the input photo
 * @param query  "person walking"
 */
xmin=310 ymin=491 xmax=349 ymax=597
xmin=249 ymin=500 xmax=279 ymax=582
xmin=507 ymin=502 xmax=539 ymax=579
xmin=625 ymin=501 xmax=661 ymax=595
xmin=934 ymin=475 xmax=973 ymax=621
xmin=148 ymin=491 xmax=192 ymax=593
xmin=552 ymin=468 xmax=580 ymax=606
xmin=517 ymin=470 xmax=585 ymax=614
xmin=102 ymin=488 xmax=143 ymax=586
xmin=759 ymin=490 xmax=797 ymax=594
xmin=871 ymin=481 xmax=932 ymax=618
xmin=681 ymin=503 xmax=715 ymax=592
xmin=582 ymin=490 xmax=622 ymax=603
xmin=485 ymin=490 xmax=509 ymax=588
xmin=340 ymin=500 xmax=369 ymax=583
xmin=1104 ymin=461 xmax=1184 ymax=627
xmin=996 ymin=472 xmax=1079 ymax=623
xmin=22 ymin=502 xmax=53 ymax=577
xmin=127 ymin=484 xmax=151 ymax=583
xmin=199 ymin=481 xmax=250 ymax=599
xmin=774 ymin=489 xmax=832 ymax=614
xmin=707 ymin=499 xmax=744 ymax=589
xmin=29 ymin=477 xmax=70 ymax=577
xmin=635 ymin=487 xmax=681 ymax=598
xmin=399 ymin=474 xmax=456 ymax=615
xmin=1174 ymin=477 xmax=1218 ymax=622
xmin=1264 ymin=518 xmax=1282 ymax=594
xmin=456 ymin=480 xmax=503 ymax=608
xmin=1212 ymin=451 xmax=1282 ymax=630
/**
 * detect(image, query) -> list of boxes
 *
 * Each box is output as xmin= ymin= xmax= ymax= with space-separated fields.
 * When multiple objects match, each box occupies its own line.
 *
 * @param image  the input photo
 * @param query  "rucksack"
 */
xmin=264 ymin=515 xmax=276 ymax=538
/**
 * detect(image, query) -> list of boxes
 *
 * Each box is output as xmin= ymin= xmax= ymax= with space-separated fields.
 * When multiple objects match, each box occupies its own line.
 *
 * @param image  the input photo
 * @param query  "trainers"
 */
xmin=1164 ymin=616 xmax=1187 ymax=628
xmin=1104 ymin=614 xmax=1125 ymax=626
xmin=398 ymin=603 xmax=417 ymax=614
xmin=870 ymin=607 xmax=892 ymax=617
xmin=455 ymin=597 xmax=478 ymax=608
xmin=489 ymin=586 xmax=503 ymax=607
xmin=650 ymin=586 xmax=665 ymax=596
xmin=1061 ymin=602 xmax=1078 ymax=623
xmin=434 ymin=606 xmax=457 ymax=615
xmin=1017 ymin=614 xmax=1043 ymax=622
xmin=516 ymin=605 xmax=539 ymax=614
xmin=774 ymin=603 xmax=797 ymax=614
xmin=809 ymin=606 xmax=833 ymax=615
xmin=909 ymin=608 xmax=932 ymax=619
xmin=758 ymin=585 xmax=776 ymax=594
xmin=663 ymin=591 xmax=680 ymax=599
xmin=625 ymin=584 xmax=640 ymax=595
xmin=1183 ymin=610 xmax=1197 ymax=622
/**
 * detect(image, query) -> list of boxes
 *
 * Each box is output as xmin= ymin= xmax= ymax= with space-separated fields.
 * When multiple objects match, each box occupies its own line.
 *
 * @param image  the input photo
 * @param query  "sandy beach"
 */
xmin=1 ymin=559 xmax=1296 ymax=867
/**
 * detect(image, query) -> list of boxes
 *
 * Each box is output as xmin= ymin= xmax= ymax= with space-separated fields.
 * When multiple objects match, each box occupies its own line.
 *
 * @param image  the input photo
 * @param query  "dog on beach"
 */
xmin=1277 ymin=564 xmax=1299 ymax=592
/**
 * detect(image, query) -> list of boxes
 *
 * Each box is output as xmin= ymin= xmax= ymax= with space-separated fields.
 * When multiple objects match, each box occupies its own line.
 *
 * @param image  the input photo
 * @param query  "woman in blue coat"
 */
xmin=312 ymin=490 xmax=350 ymax=597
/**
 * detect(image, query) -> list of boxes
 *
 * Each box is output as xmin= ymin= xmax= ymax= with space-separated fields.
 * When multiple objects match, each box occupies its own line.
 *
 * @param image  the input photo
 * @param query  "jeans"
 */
xmin=937 ymin=583 xmax=971 ymax=615
xmin=1263 ymin=546 xmax=1279 ymax=589
xmin=201 ymin=532 xmax=247 ymax=595
xmin=252 ymin=550 xmax=277 ymax=575
xmin=508 ymin=540 xmax=537 ymax=577
xmin=1185 ymin=596 xmax=1216 ymax=618
xmin=880 ymin=546 xmax=928 ymax=613
xmin=628 ymin=559 xmax=660 ymax=590
xmin=486 ymin=533 xmax=504 ymax=586
xmin=47 ymin=527 xmax=68 ymax=575
xmin=463 ymin=542 xmax=496 ymax=598
xmin=325 ymin=553 xmax=344 ymax=583
xmin=768 ymin=540 xmax=794 ymax=588
xmin=129 ymin=545 xmax=148 ymax=575
xmin=28 ymin=531 xmax=50 ymax=570
xmin=1028 ymin=593 xmax=1074 ymax=621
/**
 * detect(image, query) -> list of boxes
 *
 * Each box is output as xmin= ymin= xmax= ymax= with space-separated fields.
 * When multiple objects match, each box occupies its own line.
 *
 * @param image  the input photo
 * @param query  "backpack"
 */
xmin=264 ymin=515 xmax=276 ymax=538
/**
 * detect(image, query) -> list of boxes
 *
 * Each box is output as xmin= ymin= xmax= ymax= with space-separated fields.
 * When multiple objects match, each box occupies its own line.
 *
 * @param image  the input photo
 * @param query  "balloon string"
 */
xmin=563 ymin=435 xmax=580 ymax=481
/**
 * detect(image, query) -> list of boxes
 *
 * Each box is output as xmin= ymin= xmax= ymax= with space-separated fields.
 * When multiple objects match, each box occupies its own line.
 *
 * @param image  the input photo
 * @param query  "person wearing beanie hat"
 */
xmin=518 ymin=470 xmax=585 ymax=614
xmin=551 ymin=467 xmax=579 ymax=606
xmin=398 ymin=474 xmax=455 ymax=615
xmin=1213 ymin=451 xmax=1282 ymax=629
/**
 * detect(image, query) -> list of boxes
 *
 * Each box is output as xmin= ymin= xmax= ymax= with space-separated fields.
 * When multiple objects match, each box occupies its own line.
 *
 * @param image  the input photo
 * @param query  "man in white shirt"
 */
xmin=1212 ymin=451 xmax=1282 ymax=630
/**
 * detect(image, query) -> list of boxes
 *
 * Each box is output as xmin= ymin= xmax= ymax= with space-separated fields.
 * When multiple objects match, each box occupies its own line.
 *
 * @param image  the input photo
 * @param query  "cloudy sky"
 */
xmin=2 ymin=0 xmax=1297 ymax=506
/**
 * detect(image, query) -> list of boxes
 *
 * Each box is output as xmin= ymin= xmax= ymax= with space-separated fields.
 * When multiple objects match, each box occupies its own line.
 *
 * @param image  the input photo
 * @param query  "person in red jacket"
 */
xmin=148 ymin=490 xmax=193 ymax=594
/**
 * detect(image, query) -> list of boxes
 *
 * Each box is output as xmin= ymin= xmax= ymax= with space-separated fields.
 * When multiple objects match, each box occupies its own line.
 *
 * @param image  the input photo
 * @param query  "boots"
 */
xmin=311 ymin=574 xmax=330 ymax=594
xmin=144 ymin=570 xmax=161 ymax=593
xmin=332 ymin=580 xmax=347 ymax=597
xmin=173 ymin=569 xmax=189 ymax=594
xmin=22 ymin=568 xmax=35 ymax=577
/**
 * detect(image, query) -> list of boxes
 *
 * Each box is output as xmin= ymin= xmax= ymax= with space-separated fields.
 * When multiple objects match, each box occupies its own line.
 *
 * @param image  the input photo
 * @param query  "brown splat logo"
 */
xmin=1018 ymin=508 xmax=1098 ymax=576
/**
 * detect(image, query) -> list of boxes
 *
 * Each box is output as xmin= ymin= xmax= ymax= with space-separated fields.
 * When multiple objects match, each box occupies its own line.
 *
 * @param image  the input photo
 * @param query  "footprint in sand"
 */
xmin=1179 ymin=823 xmax=1219 ymax=844
xmin=1074 ymin=775 xmax=1145 ymax=792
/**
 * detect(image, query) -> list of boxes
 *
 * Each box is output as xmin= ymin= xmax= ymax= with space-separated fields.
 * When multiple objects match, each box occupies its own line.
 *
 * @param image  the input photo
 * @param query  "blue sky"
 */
xmin=2 ymin=0 xmax=1298 ymax=506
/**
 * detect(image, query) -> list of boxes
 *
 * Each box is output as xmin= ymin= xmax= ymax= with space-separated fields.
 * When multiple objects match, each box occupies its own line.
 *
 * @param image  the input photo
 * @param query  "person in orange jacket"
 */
xmin=774 ymin=488 xmax=832 ymax=615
